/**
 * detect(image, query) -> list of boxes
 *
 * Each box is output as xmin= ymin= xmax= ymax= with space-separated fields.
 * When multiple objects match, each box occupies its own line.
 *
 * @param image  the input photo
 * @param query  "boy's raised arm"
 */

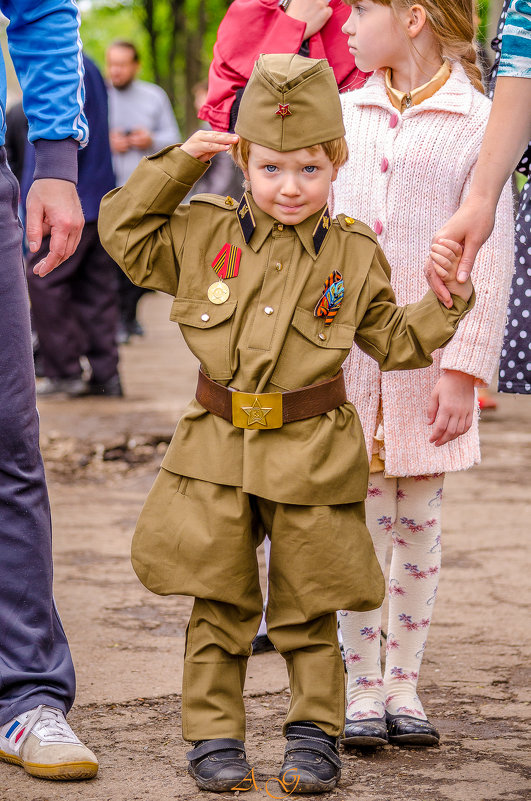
xmin=98 ymin=144 xmax=210 ymax=296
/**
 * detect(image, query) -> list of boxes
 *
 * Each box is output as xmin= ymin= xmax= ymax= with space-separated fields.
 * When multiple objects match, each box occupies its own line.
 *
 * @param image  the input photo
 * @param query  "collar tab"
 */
xmin=312 ymin=205 xmax=332 ymax=255
xmin=237 ymin=193 xmax=256 ymax=244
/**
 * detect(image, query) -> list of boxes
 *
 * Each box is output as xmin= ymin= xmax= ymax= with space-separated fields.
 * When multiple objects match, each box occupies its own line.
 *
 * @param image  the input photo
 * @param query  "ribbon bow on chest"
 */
xmin=314 ymin=270 xmax=344 ymax=326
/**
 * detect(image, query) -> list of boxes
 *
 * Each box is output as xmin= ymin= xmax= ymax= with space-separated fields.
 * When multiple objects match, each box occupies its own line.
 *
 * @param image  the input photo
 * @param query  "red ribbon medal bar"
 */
xmin=211 ymin=242 xmax=242 ymax=279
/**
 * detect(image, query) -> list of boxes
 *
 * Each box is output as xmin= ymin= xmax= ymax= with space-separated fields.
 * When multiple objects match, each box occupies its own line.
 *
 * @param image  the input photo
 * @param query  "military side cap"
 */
xmin=235 ymin=53 xmax=345 ymax=151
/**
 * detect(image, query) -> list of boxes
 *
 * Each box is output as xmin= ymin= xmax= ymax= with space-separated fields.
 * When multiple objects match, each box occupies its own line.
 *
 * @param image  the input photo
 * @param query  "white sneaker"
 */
xmin=0 ymin=705 xmax=98 ymax=780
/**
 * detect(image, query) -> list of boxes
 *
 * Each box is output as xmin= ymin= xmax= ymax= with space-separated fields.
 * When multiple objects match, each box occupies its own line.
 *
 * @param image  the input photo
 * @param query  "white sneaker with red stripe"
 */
xmin=0 ymin=705 xmax=98 ymax=780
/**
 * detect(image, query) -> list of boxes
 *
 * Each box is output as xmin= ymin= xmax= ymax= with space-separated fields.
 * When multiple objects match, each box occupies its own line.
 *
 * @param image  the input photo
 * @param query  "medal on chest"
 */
xmin=207 ymin=242 xmax=242 ymax=304
xmin=207 ymin=280 xmax=231 ymax=304
xmin=314 ymin=270 xmax=344 ymax=325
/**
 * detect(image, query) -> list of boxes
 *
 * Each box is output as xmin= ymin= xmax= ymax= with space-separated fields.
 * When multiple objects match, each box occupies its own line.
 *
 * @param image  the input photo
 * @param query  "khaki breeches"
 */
xmin=132 ymin=469 xmax=385 ymax=740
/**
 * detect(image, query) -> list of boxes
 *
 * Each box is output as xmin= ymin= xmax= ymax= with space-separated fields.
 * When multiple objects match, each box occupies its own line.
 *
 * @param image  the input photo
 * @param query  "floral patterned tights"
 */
xmin=340 ymin=472 xmax=444 ymax=721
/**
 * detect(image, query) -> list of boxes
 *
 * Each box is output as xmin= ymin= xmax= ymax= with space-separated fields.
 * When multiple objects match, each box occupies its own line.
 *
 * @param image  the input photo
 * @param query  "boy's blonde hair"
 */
xmin=230 ymin=137 xmax=349 ymax=172
xmin=344 ymin=0 xmax=484 ymax=94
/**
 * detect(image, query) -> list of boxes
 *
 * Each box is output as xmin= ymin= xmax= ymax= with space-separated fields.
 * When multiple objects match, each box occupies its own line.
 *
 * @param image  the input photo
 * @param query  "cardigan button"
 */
xmin=381 ymin=157 xmax=389 ymax=173
xmin=389 ymin=113 xmax=398 ymax=129
xmin=374 ymin=219 xmax=383 ymax=235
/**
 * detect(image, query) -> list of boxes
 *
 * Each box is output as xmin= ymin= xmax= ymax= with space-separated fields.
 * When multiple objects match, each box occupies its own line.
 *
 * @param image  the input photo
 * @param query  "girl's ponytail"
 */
xmin=451 ymin=42 xmax=485 ymax=94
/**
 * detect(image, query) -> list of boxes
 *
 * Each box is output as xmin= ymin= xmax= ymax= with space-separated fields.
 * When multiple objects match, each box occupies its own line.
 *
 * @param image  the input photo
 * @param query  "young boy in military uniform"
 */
xmin=98 ymin=54 xmax=473 ymax=794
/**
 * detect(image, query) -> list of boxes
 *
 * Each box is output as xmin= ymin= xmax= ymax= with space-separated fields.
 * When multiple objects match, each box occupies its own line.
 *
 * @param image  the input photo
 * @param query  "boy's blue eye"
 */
xmin=265 ymin=165 xmax=277 ymax=173
xmin=303 ymin=166 xmax=317 ymax=174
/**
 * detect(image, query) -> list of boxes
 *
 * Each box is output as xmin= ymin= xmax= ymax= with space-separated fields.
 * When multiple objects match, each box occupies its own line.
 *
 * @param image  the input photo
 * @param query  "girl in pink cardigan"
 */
xmin=330 ymin=0 xmax=514 ymax=747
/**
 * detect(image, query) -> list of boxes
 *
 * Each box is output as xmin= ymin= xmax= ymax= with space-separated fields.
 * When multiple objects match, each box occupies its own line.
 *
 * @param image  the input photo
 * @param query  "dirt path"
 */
xmin=1 ymin=292 xmax=529 ymax=801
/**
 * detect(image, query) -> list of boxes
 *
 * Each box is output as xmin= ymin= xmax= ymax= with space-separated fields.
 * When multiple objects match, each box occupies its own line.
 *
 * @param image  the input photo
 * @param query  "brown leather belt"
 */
xmin=196 ymin=367 xmax=347 ymax=430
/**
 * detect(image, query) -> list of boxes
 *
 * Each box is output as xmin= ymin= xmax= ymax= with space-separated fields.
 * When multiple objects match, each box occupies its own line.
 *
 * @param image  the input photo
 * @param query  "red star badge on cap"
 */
xmin=275 ymin=103 xmax=292 ymax=118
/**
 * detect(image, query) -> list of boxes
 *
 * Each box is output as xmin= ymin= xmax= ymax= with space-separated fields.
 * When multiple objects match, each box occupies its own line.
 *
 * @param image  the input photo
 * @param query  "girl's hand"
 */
xmin=181 ymin=130 xmax=239 ymax=163
xmin=427 ymin=370 xmax=475 ymax=447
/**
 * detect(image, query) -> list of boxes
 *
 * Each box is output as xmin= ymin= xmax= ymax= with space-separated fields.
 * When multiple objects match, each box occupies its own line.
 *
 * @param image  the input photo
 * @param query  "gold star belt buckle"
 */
xmin=231 ymin=391 xmax=283 ymax=430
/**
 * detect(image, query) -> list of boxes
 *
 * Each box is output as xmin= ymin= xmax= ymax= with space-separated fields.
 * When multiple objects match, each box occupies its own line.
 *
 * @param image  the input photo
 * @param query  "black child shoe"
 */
xmin=279 ymin=722 xmax=341 ymax=794
xmin=342 ymin=715 xmax=389 ymax=748
xmin=385 ymin=712 xmax=440 ymax=746
xmin=187 ymin=738 xmax=252 ymax=792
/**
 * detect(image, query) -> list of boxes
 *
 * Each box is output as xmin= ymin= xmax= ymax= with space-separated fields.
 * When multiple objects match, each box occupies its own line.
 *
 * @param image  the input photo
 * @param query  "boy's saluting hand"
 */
xmin=426 ymin=237 xmax=473 ymax=305
xmin=182 ymin=130 xmax=239 ymax=163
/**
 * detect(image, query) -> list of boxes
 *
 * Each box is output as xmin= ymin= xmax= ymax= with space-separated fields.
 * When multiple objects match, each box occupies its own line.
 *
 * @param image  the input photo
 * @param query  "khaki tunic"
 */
xmin=98 ymin=145 xmax=472 ymax=507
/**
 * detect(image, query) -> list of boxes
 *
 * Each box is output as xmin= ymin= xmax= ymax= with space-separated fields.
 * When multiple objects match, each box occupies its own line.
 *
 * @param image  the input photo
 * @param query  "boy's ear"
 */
xmin=331 ymin=165 xmax=339 ymax=182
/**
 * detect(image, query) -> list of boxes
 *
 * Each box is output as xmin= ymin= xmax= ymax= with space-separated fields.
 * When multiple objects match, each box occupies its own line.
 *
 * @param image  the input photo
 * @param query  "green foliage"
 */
xmin=476 ymin=0 xmax=489 ymax=44
xmin=80 ymin=0 xmax=231 ymax=132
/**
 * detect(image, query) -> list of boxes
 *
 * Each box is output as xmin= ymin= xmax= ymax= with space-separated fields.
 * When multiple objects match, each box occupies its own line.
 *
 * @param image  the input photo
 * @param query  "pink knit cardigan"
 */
xmin=330 ymin=62 xmax=515 ymax=476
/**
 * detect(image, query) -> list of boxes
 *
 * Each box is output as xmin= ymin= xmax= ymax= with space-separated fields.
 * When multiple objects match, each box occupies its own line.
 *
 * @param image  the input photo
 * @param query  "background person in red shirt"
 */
xmin=199 ymin=0 xmax=369 ymax=132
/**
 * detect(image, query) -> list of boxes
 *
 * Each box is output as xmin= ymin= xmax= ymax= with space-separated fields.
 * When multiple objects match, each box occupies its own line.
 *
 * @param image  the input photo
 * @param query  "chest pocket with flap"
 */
xmin=170 ymin=297 xmax=237 ymax=381
xmin=271 ymin=306 xmax=355 ymax=391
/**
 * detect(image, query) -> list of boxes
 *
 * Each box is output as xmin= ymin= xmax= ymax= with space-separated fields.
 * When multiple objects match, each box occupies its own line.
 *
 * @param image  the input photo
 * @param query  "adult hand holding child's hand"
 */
xmin=425 ymin=237 xmax=473 ymax=307
xmin=182 ymin=130 xmax=239 ymax=163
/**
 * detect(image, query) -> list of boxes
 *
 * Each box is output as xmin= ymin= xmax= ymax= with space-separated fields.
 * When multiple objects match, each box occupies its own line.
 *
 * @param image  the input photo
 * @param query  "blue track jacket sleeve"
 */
xmin=1 ymin=0 xmax=88 ymax=146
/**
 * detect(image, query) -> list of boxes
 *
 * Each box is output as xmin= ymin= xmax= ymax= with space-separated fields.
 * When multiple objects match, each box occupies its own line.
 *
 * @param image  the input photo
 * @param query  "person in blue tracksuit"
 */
xmin=0 ymin=0 xmax=98 ymax=781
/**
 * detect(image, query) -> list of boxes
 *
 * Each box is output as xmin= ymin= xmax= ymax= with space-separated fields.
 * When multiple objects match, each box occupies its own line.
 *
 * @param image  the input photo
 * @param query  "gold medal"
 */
xmin=207 ymin=280 xmax=230 ymax=304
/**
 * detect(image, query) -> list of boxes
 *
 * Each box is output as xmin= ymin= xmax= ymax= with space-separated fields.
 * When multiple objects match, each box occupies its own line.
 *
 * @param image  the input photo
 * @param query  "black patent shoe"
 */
xmin=342 ymin=715 xmax=388 ymax=748
xmin=386 ymin=713 xmax=440 ymax=746
xmin=187 ymin=738 xmax=252 ymax=792
xmin=279 ymin=724 xmax=341 ymax=794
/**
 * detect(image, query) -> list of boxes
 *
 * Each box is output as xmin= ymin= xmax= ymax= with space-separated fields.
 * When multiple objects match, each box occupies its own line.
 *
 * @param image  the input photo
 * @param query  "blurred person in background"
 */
xmin=23 ymin=54 xmax=122 ymax=398
xmin=0 ymin=0 xmax=98 ymax=781
xmin=106 ymin=40 xmax=181 ymax=343
xmin=199 ymin=0 xmax=370 ymax=133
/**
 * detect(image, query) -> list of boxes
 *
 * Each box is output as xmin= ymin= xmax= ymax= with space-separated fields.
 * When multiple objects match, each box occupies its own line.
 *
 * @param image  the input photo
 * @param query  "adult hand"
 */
xmin=286 ymin=0 xmax=332 ymax=39
xmin=427 ymin=370 xmax=475 ymax=447
xmin=128 ymin=128 xmax=154 ymax=150
xmin=26 ymin=179 xmax=84 ymax=277
xmin=110 ymin=129 xmax=131 ymax=153
xmin=430 ymin=194 xmax=495 ymax=305
xmin=181 ymin=130 xmax=239 ymax=162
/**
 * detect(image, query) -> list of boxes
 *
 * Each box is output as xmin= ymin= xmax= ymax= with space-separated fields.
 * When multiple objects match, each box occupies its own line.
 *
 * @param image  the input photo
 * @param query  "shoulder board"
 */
xmin=335 ymin=214 xmax=377 ymax=242
xmin=189 ymin=193 xmax=239 ymax=210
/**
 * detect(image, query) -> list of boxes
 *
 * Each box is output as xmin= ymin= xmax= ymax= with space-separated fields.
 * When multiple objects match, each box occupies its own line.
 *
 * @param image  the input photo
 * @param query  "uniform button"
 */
xmin=389 ymin=113 xmax=398 ymax=128
xmin=344 ymin=217 xmax=355 ymax=225
xmin=374 ymin=219 xmax=383 ymax=235
xmin=264 ymin=306 xmax=274 ymax=315
xmin=224 ymin=196 xmax=234 ymax=206
xmin=276 ymin=223 xmax=284 ymax=231
xmin=381 ymin=157 xmax=389 ymax=173
xmin=318 ymin=332 xmax=327 ymax=341
xmin=275 ymin=262 xmax=283 ymax=271
xmin=201 ymin=313 xmax=210 ymax=322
